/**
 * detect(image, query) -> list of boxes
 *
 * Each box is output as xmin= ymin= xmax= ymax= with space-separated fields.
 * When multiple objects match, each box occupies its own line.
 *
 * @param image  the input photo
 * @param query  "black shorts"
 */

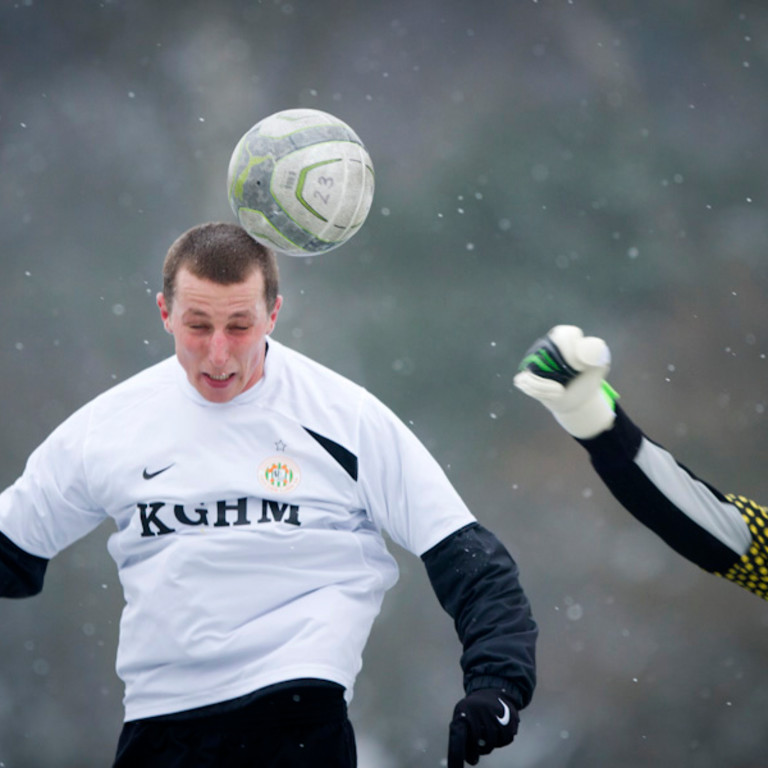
xmin=113 ymin=682 xmax=356 ymax=768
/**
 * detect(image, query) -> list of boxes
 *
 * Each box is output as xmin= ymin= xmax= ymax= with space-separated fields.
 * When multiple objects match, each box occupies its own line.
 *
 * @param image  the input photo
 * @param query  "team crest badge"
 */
xmin=258 ymin=456 xmax=301 ymax=493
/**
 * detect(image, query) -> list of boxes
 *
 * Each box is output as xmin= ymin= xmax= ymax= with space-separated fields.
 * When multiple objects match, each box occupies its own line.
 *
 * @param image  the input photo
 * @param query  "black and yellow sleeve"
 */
xmin=717 ymin=495 xmax=768 ymax=599
xmin=578 ymin=405 xmax=765 ymax=600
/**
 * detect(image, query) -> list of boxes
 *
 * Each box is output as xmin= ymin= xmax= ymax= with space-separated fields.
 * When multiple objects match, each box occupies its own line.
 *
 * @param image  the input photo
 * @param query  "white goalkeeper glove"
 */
xmin=513 ymin=325 xmax=618 ymax=439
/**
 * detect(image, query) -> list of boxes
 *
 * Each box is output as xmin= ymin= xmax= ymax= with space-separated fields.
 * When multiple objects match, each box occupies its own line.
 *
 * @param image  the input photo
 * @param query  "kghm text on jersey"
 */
xmin=137 ymin=498 xmax=301 ymax=536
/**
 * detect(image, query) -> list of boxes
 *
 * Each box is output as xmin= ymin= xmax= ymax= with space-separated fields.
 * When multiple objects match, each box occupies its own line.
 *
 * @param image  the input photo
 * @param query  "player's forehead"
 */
xmin=174 ymin=266 xmax=267 ymax=317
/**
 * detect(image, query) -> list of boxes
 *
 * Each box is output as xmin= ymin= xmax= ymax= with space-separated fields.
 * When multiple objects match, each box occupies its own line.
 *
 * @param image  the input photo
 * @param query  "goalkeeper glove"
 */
xmin=514 ymin=325 xmax=618 ymax=439
xmin=447 ymin=689 xmax=519 ymax=768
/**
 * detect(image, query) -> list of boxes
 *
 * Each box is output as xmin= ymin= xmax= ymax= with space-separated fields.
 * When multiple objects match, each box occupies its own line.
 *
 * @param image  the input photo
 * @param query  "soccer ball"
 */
xmin=227 ymin=108 xmax=375 ymax=257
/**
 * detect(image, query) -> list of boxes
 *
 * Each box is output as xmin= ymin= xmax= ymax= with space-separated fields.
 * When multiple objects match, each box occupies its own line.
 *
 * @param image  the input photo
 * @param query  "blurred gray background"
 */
xmin=2 ymin=1 xmax=768 ymax=766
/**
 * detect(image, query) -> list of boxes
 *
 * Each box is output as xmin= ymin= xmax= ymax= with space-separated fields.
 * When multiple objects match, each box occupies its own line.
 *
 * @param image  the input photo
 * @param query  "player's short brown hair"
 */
xmin=162 ymin=222 xmax=279 ymax=312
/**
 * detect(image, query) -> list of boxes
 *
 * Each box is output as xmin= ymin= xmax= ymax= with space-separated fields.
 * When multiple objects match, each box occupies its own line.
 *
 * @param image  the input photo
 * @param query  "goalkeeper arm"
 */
xmin=515 ymin=325 xmax=768 ymax=600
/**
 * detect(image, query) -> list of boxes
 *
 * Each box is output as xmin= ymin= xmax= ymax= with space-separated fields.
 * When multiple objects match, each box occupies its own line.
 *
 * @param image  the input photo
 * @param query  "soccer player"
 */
xmin=515 ymin=324 xmax=768 ymax=600
xmin=0 ymin=222 xmax=537 ymax=768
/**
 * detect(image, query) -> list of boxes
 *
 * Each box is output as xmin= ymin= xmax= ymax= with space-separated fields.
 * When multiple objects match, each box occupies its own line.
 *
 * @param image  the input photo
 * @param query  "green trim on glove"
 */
xmin=600 ymin=381 xmax=620 ymax=410
xmin=519 ymin=349 xmax=559 ymax=374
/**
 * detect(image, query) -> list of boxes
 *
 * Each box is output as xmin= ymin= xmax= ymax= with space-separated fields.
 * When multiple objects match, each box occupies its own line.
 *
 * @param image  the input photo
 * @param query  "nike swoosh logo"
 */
xmin=496 ymin=698 xmax=511 ymax=727
xmin=142 ymin=463 xmax=174 ymax=480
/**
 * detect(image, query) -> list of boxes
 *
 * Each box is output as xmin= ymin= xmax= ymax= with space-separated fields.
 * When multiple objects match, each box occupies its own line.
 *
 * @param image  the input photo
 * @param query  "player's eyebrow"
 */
xmin=182 ymin=308 xmax=256 ymax=320
xmin=227 ymin=310 xmax=255 ymax=320
xmin=182 ymin=308 xmax=212 ymax=319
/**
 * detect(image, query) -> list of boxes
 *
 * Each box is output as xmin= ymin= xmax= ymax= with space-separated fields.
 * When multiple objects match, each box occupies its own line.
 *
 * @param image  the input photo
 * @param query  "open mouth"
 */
xmin=204 ymin=372 xmax=235 ymax=385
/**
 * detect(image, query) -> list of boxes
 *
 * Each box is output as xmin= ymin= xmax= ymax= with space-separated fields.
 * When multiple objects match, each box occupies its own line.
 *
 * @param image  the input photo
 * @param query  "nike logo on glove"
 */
xmin=496 ymin=698 xmax=511 ymax=726
xmin=142 ymin=464 xmax=174 ymax=480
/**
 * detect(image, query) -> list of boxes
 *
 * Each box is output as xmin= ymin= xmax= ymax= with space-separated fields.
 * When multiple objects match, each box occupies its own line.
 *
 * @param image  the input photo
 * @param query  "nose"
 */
xmin=208 ymin=330 xmax=230 ymax=368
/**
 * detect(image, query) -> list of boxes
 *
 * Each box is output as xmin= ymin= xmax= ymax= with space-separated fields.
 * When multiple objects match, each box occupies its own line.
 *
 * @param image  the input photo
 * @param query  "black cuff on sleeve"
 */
xmin=421 ymin=523 xmax=537 ymax=710
xmin=575 ymin=403 xmax=643 ymax=465
xmin=0 ymin=531 xmax=48 ymax=598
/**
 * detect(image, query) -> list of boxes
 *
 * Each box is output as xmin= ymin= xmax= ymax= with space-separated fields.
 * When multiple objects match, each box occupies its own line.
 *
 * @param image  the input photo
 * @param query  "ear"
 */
xmin=267 ymin=294 xmax=283 ymax=334
xmin=157 ymin=292 xmax=173 ymax=334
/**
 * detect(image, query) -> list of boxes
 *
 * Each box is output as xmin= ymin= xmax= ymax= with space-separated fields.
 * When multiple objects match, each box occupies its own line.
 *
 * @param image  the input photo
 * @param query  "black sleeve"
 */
xmin=421 ymin=522 xmax=537 ymax=711
xmin=0 ymin=531 xmax=48 ymax=598
xmin=576 ymin=404 xmax=751 ymax=575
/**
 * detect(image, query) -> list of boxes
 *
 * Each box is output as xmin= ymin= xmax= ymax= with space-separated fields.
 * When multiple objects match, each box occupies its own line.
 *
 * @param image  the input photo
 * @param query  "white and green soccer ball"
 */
xmin=227 ymin=108 xmax=375 ymax=257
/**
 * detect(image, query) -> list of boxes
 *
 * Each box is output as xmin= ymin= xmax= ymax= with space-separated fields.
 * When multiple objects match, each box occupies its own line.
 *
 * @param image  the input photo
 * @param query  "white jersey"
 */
xmin=0 ymin=338 xmax=475 ymax=720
